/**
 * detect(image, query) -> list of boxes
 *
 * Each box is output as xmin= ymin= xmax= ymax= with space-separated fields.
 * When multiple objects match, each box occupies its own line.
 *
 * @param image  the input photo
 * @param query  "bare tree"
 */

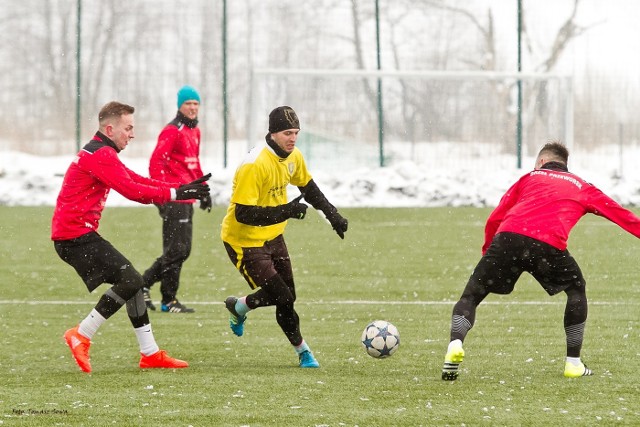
xmin=349 ymin=0 xmax=378 ymax=123
xmin=521 ymin=0 xmax=600 ymax=149
xmin=412 ymin=0 xmax=596 ymax=151
xmin=0 ymin=0 xmax=632 ymax=159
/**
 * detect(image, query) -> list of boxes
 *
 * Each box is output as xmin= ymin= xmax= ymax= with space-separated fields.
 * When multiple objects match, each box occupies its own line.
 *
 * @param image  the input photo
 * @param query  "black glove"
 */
xmin=284 ymin=194 xmax=308 ymax=220
xmin=199 ymin=195 xmax=212 ymax=212
xmin=176 ymin=173 xmax=211 ymax=201
xmin=327 ymin=212 xmax=348 ymax=239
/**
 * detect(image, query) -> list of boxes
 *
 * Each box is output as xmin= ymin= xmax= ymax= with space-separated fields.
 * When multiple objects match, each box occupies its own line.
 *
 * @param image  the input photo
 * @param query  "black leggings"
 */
xmin=54 ymin=232 xmax=149 ymax=327
xmin=450 ymin=232 xmax=588 ymax=354
xmin=224 ymin=235 xmax=303 ymax=346
xmin=143 ymin=203 xmax=194 ymax=302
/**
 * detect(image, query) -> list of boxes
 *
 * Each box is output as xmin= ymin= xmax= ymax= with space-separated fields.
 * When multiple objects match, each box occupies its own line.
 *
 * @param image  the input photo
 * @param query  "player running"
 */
xmin=52 ymin=101 xmax=210 ymax=373
xmin=220 ymin=106 xmax=348 ymax=368
xmin=442 ymin=141 xmax=640 ymax=380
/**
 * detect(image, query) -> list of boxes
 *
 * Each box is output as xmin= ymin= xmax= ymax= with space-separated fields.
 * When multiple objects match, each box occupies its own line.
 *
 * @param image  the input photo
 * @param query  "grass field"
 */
xmin=0 ymin=205 xmax=639 ymax=426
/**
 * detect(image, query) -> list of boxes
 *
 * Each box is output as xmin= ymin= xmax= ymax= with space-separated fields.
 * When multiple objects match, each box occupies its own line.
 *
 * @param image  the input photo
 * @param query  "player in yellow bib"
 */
xmin=221 ymin=106 xmax=348 ymax=368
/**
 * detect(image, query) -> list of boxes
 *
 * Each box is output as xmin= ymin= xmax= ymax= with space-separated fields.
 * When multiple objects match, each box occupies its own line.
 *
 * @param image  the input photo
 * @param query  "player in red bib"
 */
xmin=441 ymin=141 xmax=640 ymax=380
xmin=52 ymin=101 xmax=210 ymax=373
xmin=142 ymin=85 xmax=208 ymax=313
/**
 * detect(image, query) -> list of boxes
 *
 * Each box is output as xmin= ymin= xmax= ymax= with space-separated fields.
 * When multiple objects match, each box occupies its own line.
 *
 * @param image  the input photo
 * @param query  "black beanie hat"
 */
xmin=268 ymin=106 xmax=300 ymax=133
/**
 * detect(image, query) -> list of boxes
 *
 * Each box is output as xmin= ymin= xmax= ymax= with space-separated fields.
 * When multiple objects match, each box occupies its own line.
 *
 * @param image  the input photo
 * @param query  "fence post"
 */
xmin=75 ymin=0 xmax=82 ymax=153
xmin=516 ymin=0 xmax=523 ymax=169
xmin=375 ymin=0 xmax=384 ymax=167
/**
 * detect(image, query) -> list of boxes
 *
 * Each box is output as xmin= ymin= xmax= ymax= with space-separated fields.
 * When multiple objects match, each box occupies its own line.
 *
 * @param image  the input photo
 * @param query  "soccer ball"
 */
xmin=361 ymin=320 xmax=400 ymax=358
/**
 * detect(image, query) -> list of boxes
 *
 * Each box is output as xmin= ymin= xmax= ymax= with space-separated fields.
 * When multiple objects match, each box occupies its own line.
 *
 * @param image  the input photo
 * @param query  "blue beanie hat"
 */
xmin=177 ymin=85 xmax=201 ymax=108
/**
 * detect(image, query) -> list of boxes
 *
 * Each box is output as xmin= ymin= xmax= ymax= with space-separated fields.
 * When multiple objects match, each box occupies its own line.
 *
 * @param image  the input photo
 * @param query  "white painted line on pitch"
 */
xmin=374 ymin=221 xmax=622 ymax=228
xmin=0 ymin=299 xmax=634 ymax=306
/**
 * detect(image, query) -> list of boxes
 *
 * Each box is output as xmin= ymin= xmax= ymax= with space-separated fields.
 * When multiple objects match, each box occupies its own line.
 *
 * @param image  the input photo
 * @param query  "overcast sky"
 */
xmin=487 ymin=0 xmax=640 ymax=88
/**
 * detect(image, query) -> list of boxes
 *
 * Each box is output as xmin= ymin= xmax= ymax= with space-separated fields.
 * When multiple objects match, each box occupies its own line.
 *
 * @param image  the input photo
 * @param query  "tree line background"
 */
xmin=0 ymin=0 xmax=637 ymax=166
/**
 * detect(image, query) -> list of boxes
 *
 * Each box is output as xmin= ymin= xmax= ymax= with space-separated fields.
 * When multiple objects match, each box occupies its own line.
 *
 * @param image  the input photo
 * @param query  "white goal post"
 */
xmin=249 ymin=67 xmax=573 ymax=171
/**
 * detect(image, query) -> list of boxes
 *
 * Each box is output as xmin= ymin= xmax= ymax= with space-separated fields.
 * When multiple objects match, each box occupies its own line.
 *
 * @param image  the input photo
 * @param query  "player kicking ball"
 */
xmin=442 ymin=141 xmax=640 ymax=380
xmin=52 ymin=101 xmax=211 ymax=373
xmin=220 ymin=106 xmax=348 ymax=368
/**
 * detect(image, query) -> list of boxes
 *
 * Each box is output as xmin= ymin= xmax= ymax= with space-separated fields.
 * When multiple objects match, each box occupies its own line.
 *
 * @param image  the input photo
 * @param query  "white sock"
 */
xmin=235 ymin=296 xmax=250 ymax=316
xmin=448 ymin=339 xmax=463 ymax=352
xmin=134 ymin=324 xmax=160 ymax=356
xmin=566 ymin=356 xmax=581 ymax=366
xmin=78 ymin=309 xmax=106 ymax=339
xmin=294 ymin=340 xmax=310 ymax=355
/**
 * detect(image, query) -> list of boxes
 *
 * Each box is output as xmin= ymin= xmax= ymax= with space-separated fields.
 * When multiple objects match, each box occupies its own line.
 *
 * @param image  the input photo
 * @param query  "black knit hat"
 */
xmin=268 ymin=106 xmax=300 ymax=133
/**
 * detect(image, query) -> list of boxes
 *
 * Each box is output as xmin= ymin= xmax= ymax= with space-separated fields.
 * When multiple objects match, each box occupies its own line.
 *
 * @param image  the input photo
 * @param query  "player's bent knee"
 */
xmin=112 ymin=264 xmax=145 ymax=301
xmin=126 ymin=291 xmax=147 ymax=318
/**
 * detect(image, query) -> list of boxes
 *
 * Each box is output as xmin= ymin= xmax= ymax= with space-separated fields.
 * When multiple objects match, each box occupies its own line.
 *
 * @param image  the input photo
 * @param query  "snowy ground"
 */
xmin=1 ymin=145 xmax=640 ymax=208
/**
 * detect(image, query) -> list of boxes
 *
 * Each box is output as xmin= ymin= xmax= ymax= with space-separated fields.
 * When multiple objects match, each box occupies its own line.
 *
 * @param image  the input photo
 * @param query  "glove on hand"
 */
xmin=199 ymin=195 xmax=212 ymax=212
xmin=176 ymin=173 xmax=211 ymax=201
xmin=285 ymin=194 xmax=308 ymax=220
xmin=327 ymin=212 xmax=348 ymax=239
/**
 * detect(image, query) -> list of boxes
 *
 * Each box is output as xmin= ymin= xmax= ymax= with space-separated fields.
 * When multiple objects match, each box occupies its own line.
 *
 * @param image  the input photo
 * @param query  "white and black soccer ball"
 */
xmin=361 ymin=320 xmax=400 ymax=358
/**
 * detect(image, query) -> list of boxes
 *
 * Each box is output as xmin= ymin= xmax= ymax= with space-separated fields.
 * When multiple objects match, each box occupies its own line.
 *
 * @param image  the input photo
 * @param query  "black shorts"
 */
xmin=471 ymin=232 xmax=585 ymax=296
xmin=54 ymin=232 xmax=136 ymax=292
xmin=223 ymin=234 xmax=293 ymax=289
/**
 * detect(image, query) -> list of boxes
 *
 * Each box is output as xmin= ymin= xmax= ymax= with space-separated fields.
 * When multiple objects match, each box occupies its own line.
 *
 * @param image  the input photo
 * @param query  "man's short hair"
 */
xmin=538 ymin=140 xmax=569 ymax=164
xmin=98 ymin=102 xmax=135 ymax=126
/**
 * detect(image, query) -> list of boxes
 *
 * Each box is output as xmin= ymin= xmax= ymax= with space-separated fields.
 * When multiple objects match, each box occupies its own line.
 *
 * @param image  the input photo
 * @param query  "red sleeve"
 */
xmin=92 ymin=147 xmax=173 ymax=204
xmin=149 ymin=126 xmax=179 ymax=180
xmin=583 ymin=186 xmax=640 ymax=238
xmin=149 ymin=125 xmax=203 ymax=184
xmin=124 ymin=164 xmax=174 ymax=188
xmin=483 ymin=178 xmax=522 ymax=254
xmin=193 ymin=128 xmax=204 ymax=177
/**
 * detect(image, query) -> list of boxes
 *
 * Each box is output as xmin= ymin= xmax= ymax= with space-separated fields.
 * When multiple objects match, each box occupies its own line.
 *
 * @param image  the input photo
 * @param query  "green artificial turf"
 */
xmin=0 ymin=206 xmax=638 ymax=426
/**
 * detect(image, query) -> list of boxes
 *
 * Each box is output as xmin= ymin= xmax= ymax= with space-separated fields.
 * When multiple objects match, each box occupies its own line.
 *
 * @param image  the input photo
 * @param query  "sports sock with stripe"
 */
xmin=135 ymin=324 xmax=160 ymax=356
xmin=78 ymin=309 xmax=106 ymax=339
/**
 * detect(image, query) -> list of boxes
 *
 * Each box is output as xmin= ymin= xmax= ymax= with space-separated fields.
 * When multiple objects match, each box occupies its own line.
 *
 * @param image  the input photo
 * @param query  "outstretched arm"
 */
xmin=299 ymin=179 xmax=348 ymax=239
xmin=235 ymin=195 xmax=308 ymax=226
xmin=586 ymin=186 xmax=640 ymax=238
